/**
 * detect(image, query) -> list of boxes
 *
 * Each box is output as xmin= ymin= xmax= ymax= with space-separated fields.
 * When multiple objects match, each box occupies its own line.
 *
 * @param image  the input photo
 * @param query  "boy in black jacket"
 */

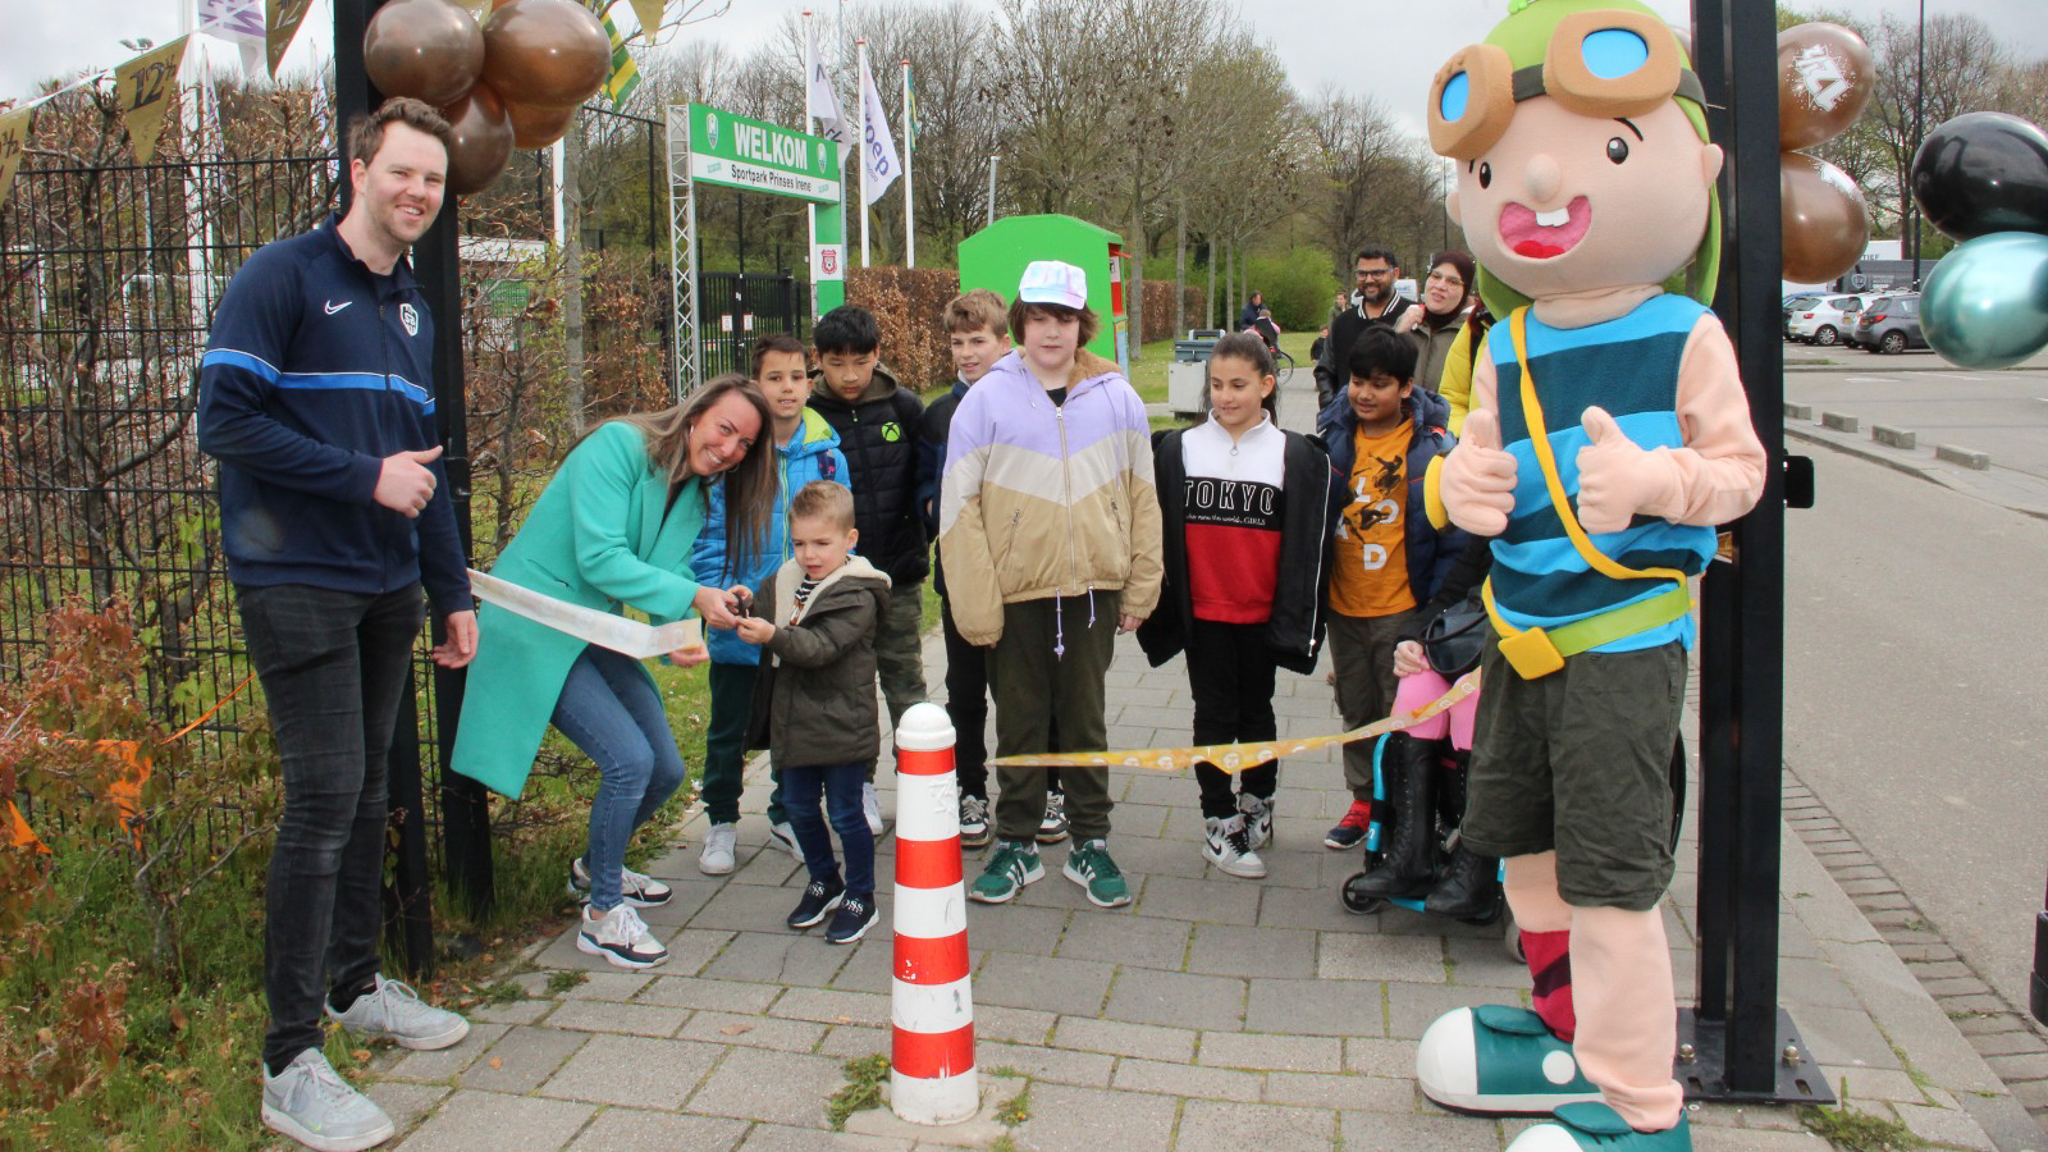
xmin=809 ymin=305 xmax=928 ymax=831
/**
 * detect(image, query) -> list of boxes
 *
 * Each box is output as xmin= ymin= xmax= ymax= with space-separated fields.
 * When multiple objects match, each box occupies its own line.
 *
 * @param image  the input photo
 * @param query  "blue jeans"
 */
xmin=551 ymin=645 xmax=688 ymax=911
xmin=238 ymin=583 xmax=424 ymax=1075
xmin=782 ymin=761 xmax=873 ymax=898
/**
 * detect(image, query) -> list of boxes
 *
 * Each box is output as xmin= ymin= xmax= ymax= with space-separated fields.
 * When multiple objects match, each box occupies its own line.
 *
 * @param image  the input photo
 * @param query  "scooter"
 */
xmin=1340 ymin=732 xmax=1506 ymax=926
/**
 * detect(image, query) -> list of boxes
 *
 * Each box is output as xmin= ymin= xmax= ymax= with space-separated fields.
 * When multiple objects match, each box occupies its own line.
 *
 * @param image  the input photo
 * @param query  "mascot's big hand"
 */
xmin=1575 ymin=407 xmax=1681 ymax=534
xmin=1440 ymin=410 xmax=1518 ymax=536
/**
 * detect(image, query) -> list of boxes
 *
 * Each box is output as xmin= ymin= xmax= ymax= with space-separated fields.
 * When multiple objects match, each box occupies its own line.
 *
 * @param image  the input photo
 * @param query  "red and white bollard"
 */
xmin=889 ymin=702 xmax=978 ymax=1124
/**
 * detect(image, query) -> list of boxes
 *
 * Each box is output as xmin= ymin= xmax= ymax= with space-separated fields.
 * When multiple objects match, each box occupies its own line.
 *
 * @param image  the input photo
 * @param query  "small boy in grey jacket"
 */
xmin=740 ymin=481 xmax=892 ymax=944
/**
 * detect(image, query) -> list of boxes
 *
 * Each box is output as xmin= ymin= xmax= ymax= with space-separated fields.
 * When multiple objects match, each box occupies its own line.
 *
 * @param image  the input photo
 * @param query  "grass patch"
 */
xmin=475 ymin=979 xmax=528 ymax=1006
xmin=1800 ymin=1103 xmax=1927 ymax=1150
xmin=996 ymin=1084 xmax=1032 ymax=1126
xmin=4 ymin=655 xmax=711 ymax=1149
xmin=826 ymin=1054 xmax=891 ymax=1130
xmin=545 ymin=970 xmax=589 ymax=995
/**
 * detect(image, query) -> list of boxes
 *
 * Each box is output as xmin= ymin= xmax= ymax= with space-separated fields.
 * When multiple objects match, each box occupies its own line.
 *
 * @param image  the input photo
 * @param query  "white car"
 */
xmin=1787 ymin=294 xmax=1866 ymax=347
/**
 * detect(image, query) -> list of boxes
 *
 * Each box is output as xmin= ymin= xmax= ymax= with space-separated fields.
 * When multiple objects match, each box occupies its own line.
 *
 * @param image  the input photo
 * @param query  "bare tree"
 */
xmin=1865 ymin=12 xmax=2003 ymax=250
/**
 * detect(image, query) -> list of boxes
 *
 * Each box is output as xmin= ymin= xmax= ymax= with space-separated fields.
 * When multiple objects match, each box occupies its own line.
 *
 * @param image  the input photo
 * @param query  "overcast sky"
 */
xmin=9 ymin=0 xmax=2046 ymax=137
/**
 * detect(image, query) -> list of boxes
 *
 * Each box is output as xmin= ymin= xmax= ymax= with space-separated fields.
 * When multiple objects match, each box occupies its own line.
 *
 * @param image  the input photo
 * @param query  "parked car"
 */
xmin=1787 ymin=295 xmax=1865 ymax=346
xmin=1782 ymin=295 xmax=1821 ymax=339
xmin=1849 ymin=293 xmax=1924 ymax=354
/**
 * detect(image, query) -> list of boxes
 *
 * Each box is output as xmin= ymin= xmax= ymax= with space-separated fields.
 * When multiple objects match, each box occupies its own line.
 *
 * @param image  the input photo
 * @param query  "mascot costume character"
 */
xmin=1412 ymin=1 xmax=1767 ymax=1148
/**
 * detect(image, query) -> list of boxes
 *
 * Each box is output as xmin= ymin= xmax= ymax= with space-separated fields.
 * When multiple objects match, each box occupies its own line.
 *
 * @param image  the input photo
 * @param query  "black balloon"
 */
xmin=1912 ymin=111 xmax=2048 ymax=242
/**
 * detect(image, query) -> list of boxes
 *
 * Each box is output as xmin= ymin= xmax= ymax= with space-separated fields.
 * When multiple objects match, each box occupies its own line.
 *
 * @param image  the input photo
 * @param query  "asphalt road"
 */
xmin=1783 ymin=342 xmax=2048 ymax=481
xmin=1784 ymin=434 xmax=2048 ymax=1017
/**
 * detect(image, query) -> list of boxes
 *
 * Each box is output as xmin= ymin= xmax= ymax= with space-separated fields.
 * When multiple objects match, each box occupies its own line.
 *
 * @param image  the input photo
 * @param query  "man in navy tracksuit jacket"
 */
xmin=196 ymin=98 xmax=478 ymax=1151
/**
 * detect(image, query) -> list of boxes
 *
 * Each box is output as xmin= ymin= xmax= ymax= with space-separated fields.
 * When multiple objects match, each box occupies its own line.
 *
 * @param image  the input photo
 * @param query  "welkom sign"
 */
xmin=666 ymin=102 xmax=846 ymax=396
xmin=687 ymin=104 xmax=841 ymax=204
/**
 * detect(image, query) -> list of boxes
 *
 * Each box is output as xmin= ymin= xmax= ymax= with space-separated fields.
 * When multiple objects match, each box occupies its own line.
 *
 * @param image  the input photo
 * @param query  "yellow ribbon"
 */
xmin=987 ymin=671 xmax=1479 ymax=773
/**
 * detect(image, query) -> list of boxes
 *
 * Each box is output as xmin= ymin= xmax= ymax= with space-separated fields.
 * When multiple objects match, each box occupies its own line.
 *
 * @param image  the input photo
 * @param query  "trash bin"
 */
xmin=1168 ymin=330 xmax=1222 ymax=418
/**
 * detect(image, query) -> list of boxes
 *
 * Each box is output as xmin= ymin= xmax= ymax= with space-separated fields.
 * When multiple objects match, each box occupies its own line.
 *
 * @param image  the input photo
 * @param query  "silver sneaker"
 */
xmin=567 ymin=855 xmax=673 ymax=907
xmin=1238 ymin=793 xmax=1275 ymax=851
xmin=326 ymin=974 xmax=469 ymax=1050
xmin=699 ymin=822 xmax=739 ymax=875
xmin=261 ymin=1048 xmax=396 ymax=1152
xmin=577 ymin=902 xmax=669 ymax=969
xmin=769 ymin=820 xmax=805 ymax=862
xmin=1037 ymin=790 xmax=1070 ymax=843
xmin=1203 ymin=814 xmax=1268 ymax=879
xmin=958 ymin=793 xmax=992 ymax=848
xmin=862 ymin=781 xmax=885 ymax=836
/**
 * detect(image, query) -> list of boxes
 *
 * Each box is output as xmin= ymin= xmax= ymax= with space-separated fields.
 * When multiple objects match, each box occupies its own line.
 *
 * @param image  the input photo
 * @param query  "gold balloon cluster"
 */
xmin=364 ymin=0 xmax=611 ymax=195
xmin=1776 ymin=22 xmax=1876 ymax=284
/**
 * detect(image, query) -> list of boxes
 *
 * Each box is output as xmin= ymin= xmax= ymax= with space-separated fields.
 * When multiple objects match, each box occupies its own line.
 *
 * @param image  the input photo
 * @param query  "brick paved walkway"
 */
xmin=354 ymin=384 xmax=2033 ymax=1152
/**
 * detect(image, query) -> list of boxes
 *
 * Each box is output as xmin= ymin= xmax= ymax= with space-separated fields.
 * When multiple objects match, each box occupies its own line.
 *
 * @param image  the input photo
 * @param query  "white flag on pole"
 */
xmin=805 ymin=19 xmax=849 ymax=159
xmin=857 ymin=51 xmax=901 ymax=206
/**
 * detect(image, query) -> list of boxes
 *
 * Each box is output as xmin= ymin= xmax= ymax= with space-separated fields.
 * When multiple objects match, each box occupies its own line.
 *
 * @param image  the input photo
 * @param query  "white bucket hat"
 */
xmin=1017 ymin=260 xmax=1089 ymax=310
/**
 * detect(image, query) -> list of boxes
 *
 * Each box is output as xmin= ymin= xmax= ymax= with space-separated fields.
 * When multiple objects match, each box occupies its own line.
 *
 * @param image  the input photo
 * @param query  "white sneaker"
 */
xmin=567 ymin=856 xmax=673 ymax=907
xmin=576 ymin=903 xmax=669 ymax=969
xmin=1238 ymin=793 xmax=1275 ymax=851
xmin=862 ymin=781 xmax=884 ymax=836
xmin=326 ymin=974 xmax=469 ymax=1050
xmin=769 ymin=820 xmax=805 ymax=862
xmin=1203 ymin=814 xmax=1268 ymax=879
xmin=699 ymin=822 xmax=738 ymax=875
xmin=261 ymin=1048 xmax=396 ymax=1152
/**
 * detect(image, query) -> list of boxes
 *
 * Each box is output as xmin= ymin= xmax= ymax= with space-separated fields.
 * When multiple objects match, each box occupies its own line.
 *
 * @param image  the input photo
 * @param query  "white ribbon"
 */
xmin=469 ymin=569 xmax=703 ymax=660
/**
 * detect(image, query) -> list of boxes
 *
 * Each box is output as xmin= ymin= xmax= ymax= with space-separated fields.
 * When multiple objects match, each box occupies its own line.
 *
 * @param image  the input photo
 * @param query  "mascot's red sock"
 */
xmin=1523 ymin=928 xmax=1576 ymax=1042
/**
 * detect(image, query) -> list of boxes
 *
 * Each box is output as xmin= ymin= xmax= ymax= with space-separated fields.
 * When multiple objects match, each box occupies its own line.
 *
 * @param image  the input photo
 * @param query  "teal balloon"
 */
xmin=1921 ymin=232 xmax=2048 ymax=369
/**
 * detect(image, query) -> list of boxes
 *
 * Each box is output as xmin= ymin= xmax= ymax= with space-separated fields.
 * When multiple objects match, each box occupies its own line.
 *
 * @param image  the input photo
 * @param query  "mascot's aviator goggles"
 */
xmin=1428 ymin=8 xmax=1706 ymax=162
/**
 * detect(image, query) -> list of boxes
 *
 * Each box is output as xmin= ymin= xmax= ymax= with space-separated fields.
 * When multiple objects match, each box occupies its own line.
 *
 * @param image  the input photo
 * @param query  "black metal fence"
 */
xmin=698 ymin=270 xmax=811 ymax=380
xmin=0 ymin=151 xmax=337 ymax=794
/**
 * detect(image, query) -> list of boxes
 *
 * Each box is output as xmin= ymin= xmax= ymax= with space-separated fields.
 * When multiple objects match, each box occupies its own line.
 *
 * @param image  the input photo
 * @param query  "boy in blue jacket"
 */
xmin=1315 ymin=327 xmax=1465 ymax=880
xmin=692 ymin=334 xmax=848 ymax=873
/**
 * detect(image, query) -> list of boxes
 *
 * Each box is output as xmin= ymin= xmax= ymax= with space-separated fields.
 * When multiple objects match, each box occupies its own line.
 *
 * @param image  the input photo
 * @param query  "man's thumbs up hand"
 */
xmin=1440 ymin=409 xmax=1518 ymax=536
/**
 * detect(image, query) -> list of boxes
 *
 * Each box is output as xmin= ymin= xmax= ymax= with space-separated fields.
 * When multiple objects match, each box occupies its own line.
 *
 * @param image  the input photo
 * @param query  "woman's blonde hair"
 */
xmin=615 ymin=374 xmax=775 ymax=567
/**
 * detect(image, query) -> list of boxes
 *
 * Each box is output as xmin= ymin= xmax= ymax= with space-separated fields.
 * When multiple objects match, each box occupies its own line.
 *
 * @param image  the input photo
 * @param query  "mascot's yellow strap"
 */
xmin=1482 ymin=307 xmax=1690 ymax=662
xmin=987 ymin=671 xmax=1479 ymax=772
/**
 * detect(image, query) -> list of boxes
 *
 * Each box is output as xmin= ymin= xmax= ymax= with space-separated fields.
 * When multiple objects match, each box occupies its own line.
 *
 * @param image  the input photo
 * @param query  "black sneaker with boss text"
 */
xmin=825 ymin=894 xmax=879 ymax=944
xmin=787 ymin=878 xmax=846 ymax=930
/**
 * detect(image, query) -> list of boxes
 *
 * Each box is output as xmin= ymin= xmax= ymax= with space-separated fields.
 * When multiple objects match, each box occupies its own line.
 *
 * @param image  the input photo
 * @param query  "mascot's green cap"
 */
xmin=1441 ymin=0 xmax=1723 ymax=312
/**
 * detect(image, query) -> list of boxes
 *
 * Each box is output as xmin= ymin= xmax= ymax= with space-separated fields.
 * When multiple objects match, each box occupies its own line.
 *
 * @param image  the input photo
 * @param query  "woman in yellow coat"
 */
xmin=454 ymin=375 xmax=775 ymax=968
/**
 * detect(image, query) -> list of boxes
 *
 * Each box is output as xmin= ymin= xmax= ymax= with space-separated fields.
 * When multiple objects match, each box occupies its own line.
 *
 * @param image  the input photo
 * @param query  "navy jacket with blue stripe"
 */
xmin=196 ymin=214 xmax=469 ymax=615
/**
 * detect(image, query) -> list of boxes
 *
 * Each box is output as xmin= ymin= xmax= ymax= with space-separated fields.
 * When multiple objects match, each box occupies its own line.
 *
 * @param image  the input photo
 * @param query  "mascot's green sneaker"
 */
xmin=1507 ymin=1103 xmax=1690 ymax=1151
xmin=1416 ymin=1005 xmax=1603 ymax=1114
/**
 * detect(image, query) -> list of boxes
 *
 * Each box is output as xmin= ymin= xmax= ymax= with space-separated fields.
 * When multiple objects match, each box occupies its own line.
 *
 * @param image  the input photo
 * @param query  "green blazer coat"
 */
xmin=451 ymin=421 xmax=709 ymax=796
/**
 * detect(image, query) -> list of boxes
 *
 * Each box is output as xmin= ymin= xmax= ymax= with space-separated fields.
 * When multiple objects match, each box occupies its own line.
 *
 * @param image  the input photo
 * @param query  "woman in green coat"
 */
xmin=453 ymin=375 xmax=775 ymax=969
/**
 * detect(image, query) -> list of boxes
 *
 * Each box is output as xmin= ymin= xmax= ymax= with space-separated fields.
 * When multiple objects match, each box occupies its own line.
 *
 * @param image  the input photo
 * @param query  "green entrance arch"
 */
xmin=666 ymin=102 xmax=844 ymax=397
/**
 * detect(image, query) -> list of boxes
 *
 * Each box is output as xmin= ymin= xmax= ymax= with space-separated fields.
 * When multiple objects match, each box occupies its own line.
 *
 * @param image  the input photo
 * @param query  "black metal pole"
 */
xmin=332 ymin=0 xmax=439 ymax=976
xmin=336 ymin=0 xmax=496 ymax=964
xmin=1682 ymin=0 xmax=1827 ymax=1105
xmin=1912 ymin=0 xmax=1925 ymax=285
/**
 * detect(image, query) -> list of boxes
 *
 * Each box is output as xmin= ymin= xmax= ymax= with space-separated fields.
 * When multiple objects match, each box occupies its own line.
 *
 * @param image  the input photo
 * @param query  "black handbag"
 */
xmin=1421 ymin=591 xmax=1488 ymax=678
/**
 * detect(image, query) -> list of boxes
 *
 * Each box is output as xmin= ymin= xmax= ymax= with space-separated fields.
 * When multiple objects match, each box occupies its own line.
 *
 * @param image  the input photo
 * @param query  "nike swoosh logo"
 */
xmin=324 ymin=300 xmax=352 ymax=315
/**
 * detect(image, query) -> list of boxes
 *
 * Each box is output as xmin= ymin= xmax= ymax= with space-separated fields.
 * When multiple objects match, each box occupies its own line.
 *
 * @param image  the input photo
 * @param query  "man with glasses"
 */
xmin=1315 ymin=247 xmax=1413 ymax=410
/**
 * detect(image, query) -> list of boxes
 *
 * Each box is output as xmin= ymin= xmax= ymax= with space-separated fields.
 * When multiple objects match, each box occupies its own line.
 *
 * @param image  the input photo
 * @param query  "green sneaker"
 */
xmin=1063 ymin=839 xmax=1131 ymax=908
xmin=1505 ymin=1103 xmax=1691 ymax=1151
xmin=969 ymin=840 xmax=1043 ymax=904
xmin=1417 ymin=1005 xmax=1601 ymax=1115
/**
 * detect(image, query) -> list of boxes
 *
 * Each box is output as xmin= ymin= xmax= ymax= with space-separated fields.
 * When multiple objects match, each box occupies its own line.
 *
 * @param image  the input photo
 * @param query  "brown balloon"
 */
xmin=364 ymin=0 xmax=485 ymax=108
xmin=1778 ymin=22 xmax=1875 ymax=152
xmin=1782 ymin=153 xmax=1869 ymax=284
xmin=503 ymin=96 xmax=578 ymax=150
xmin=481 ymin=0 xmax=610 ymax=111
xmin=440 ymin=82 xmax=514 ymax=194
